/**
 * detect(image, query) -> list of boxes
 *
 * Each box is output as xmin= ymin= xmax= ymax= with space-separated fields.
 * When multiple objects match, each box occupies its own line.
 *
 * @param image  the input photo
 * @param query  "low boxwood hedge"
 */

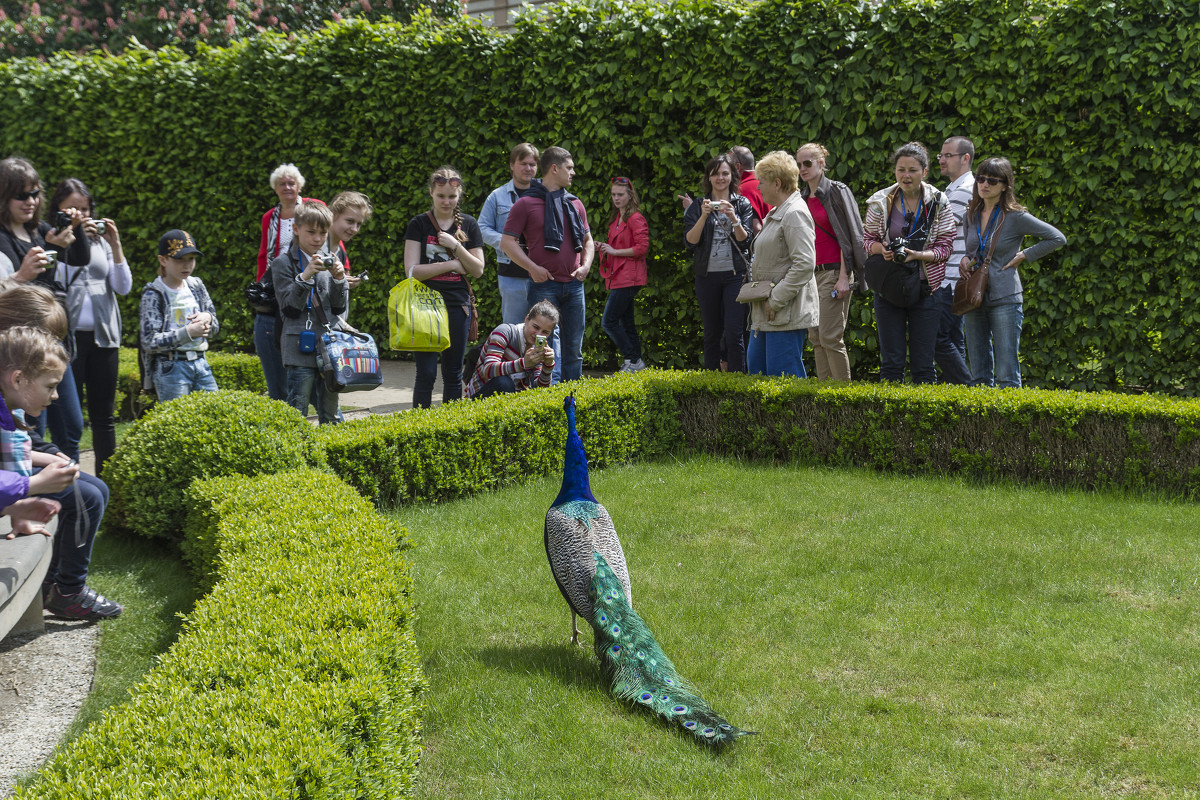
xmin=319 ymin=371 xmax=1200 ymax=505
xmin=14 ymin=470 xmax=425 ymax=799
xmin=114 ymin=348 xmax=268 ymax=421
xmin=104 ymin=390 xmax=326 ymax=540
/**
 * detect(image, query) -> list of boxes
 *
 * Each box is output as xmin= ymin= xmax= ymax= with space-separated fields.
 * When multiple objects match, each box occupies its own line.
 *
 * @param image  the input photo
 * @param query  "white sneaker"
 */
xmin=618 ymin=359 xmax=632 ymax=373
xmin=627 ymin=359 xmax=646 ymax=372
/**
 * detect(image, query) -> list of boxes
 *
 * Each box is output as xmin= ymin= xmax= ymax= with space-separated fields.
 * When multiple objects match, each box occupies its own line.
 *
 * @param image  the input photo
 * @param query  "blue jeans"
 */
xmin=964 ymin=302 xmax=1024 ymax=388
xmin=695 ymin=271 xmax=746 ymax=372
xmin=933 ymin=285 xmax=971 ymax=385
xmin=601 ymin=286 xmax=642 ymax=362
xmin=474 ymin=374 xmax=518 ymax=399
xmin=254 ymin=313 xmax=289 ymax=402
xmin=34 ymin=361 xmax=83 ymax=462
xmin=286 ymin=366 xmax=342 ymax=423
xmin=527 ymin=279 xmax=585 ymax=383
xmin=38 ymin=471 xmax=108 ymax=594
xmin=874 ymin=291 xmax=939 ymax=384
xmin=153 ymin=356 xmax=218 ymax=402
xmin=747 ymin=328 xmax=807 ymax=377
xmin=498 ymin=274 xmax=532 ymax=325
xmin=414 ymin=300 xmax=470 ymax=407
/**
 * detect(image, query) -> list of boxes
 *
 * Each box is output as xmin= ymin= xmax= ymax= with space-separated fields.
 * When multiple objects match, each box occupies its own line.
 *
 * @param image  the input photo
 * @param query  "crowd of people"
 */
xmin=0 ymin=136 xmax=1067 ymax=624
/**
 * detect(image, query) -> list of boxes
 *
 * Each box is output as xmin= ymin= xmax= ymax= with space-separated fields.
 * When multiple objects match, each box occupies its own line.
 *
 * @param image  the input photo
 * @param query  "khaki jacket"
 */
xmin=748 ymin=191 xmax=818 ymax=332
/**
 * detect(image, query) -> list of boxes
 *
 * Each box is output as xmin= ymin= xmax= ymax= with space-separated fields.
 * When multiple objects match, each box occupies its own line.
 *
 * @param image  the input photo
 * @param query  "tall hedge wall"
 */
xmin=1 ymin=0 xmax=1197 ymax=393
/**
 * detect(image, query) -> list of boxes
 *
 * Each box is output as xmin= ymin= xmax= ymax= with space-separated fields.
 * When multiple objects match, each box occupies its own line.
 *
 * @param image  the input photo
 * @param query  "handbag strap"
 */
xmin=308 ymin=284 xmax=332 ymax=331
xmin=980 ymin=209 xmax=1008 ymax=270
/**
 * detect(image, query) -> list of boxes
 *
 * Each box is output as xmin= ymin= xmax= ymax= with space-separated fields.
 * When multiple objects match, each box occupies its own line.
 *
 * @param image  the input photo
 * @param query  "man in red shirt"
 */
xmin=501 ymin=146 xmax=594 ymax=383
xmin=729 ymin=146 xmax=770 ymax=230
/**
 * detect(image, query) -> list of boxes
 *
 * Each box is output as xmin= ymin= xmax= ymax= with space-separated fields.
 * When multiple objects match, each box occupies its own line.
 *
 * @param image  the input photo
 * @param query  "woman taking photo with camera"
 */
xmin=862 ymin=142 xmax=956 ymax=384
xmin=48 ymin=179 xmax=131 ymax=477
xmin=797 ymin=142 xmax=867 ymax=382
xmin=683 ymin=153 xmax=755 ymax=373
xmin=403 ymin=166 xmax=485 ymax=408
xmin=960 ymin=157 xmax=1066 ymax=388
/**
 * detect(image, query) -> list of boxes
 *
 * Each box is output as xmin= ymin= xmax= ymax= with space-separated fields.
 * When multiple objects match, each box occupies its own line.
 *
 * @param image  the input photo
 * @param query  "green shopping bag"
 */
xmin=388 ymin=278 xmax=451 ymax=352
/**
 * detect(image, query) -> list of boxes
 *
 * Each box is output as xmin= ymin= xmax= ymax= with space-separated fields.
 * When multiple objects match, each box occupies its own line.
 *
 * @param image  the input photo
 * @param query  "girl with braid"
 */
xmin=403 ymin=166 xmax=485 ymax=408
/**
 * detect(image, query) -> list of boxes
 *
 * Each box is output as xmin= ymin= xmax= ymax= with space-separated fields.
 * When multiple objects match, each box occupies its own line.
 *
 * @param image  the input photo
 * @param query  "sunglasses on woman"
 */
xmin=611 ymin=177 xmax=631 ymax=185
xmin=15 ymin=189 xmax=41 ymax=201
xmin=432 ymin=176 xmax=462 ymax=187
xmin=976 ymin=175 xmax=1006 ymax=186
xmin=799 ymin=159 xmax=817 ymax=168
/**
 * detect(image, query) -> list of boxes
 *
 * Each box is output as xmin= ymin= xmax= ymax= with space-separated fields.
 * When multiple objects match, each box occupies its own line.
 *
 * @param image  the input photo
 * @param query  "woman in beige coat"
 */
xmin=745 ymin=151 xmax=819 ymax=377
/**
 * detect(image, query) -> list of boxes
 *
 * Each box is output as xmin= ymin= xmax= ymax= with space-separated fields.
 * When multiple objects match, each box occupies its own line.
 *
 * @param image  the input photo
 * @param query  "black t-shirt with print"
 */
xmin=403 ymin=212 xmax=484 ymax=306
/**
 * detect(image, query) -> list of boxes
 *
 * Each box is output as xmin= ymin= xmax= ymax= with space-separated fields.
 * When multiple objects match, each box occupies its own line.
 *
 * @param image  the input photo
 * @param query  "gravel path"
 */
xmin=0 ymin=621 xmax=99 ymax=797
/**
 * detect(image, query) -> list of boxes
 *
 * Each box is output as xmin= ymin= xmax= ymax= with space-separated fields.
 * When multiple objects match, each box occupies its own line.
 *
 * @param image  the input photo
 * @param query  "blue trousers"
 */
xmin=38 ymin=471 xmax=108 ymax=595
xmin=747 ymin=328 xmax=808 ymax=377
xmin=875 ymin=291 xmax=939 ymax=384
xmin=527 ymin=279 xmax=585 ymax=383
xmin=254 ymin=313 xmax=289 ymax=402
xmin=933 ymin=285 xmax=971 ymax=385
xmin=601 ymin=286 xmax=642 ymax=362
xmin=498 ymin=274 xmax=532 ymax=325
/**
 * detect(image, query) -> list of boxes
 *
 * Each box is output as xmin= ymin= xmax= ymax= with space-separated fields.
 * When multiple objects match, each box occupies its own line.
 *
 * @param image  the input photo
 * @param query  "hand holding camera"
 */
xmin=887 ymin=237 xmax=910 ymax=262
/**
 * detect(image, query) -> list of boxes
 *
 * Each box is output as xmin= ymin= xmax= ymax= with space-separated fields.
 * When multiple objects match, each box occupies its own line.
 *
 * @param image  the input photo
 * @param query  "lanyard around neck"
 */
xmin=976 ymin=205 xmax=1002 ymax=255
xmin=898 ymin=190 xmax=924 ymax=235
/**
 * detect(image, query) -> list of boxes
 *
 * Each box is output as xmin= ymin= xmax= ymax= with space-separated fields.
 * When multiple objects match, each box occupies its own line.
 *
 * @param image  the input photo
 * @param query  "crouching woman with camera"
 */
xmin=862 ymin=142 xmax=956 ymax=384
xmin=403 ymin=167 xmax=485 ymax=409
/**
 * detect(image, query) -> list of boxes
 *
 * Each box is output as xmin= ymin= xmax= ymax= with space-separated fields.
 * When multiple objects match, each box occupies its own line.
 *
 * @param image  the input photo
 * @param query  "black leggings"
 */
xmin=73 ymin=330 xmax=120 ymax=475
xmin=413 ymin=299 xmax=471 ymax=408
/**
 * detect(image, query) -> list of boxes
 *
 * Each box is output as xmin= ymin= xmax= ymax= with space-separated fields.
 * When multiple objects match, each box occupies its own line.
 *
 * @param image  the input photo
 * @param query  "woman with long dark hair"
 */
xmin=960 ymin=157 xmax=1066 ymax=388
xmin=403 ymin=166 xmax=485 ymax=408
xmin=598 ymin=176 xmax=650 ymax=372
xmin=682 ymin=153 xmax=755 ymax=372
xmin=48 ymin=178 xmax=131 ymax=476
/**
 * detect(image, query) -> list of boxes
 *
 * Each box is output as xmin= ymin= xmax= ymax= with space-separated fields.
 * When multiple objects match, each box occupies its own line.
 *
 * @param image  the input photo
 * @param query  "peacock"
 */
xmin=543 ymin=394 xmax=753 ymax=746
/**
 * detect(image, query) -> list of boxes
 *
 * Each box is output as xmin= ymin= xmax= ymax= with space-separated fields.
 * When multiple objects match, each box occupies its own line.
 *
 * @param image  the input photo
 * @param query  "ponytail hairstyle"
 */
xmin=428 ymin=166 xmax=469 ymax=242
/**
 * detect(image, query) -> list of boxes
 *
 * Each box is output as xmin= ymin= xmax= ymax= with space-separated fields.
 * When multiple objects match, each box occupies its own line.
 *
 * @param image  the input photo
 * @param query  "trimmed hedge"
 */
xmin=114 ymin=348 xmax=269 ymax=422
xmin=319 ymin=372 xmax=1200 ymax=504
xmin=14 ymin=470 xmax=425 ymax=799
xmin=1 ymin=0 xmax=1197 ymax=392
xmin=104 ymin=390 xmax=326 ymax=539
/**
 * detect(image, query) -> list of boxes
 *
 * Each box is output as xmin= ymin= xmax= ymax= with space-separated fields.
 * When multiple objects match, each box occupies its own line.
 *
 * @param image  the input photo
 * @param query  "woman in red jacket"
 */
xmin=598 ymin=177 xmax=650 ymax=372
xmin=254 ymin=163 xmax=308 ymax=401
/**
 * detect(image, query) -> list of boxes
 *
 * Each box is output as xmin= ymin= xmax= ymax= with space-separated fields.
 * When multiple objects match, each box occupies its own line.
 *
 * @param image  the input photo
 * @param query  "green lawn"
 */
xmin=394 ymin=458 xmax=1200 ymax=800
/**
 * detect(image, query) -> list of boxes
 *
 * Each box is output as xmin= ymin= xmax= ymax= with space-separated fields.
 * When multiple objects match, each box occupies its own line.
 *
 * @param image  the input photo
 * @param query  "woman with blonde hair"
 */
xmin=598 ymin=176 xmax=650 ymax=372
xmin=796 ymin=142 xmax=867 ymax=381
xmin=745 ymin=151 xmax=818 ymax=377
xmin=403 ymin=166 xmax=486 ymax=408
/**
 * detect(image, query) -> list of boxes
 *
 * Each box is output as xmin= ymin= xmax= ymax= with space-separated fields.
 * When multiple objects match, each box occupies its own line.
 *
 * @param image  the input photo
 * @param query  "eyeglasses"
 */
xmin=610 ymin=177 xmax=631 ymax=186
xmin=937 ymin=152 xmax=967 ymax=161
xmin=799 ymin=159 xmax=816 ymax=168
xmin=976 ymin=175 xmax=1006 ymax=186
xmin=432 ymin=176 xmax=462 ymax=187
xmin=15 ymin=189 xmax=41 ymax=201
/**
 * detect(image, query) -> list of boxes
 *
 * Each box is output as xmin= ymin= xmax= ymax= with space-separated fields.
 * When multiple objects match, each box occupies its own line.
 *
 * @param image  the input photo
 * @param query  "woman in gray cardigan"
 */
xmin=50 ymin=179 xmax=132 ymax=475
xmin=959 ymin=158 xmax=1066 ymax=388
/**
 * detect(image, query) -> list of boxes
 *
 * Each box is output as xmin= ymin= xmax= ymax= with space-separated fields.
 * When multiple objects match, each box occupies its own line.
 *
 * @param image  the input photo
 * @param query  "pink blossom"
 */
xmin=184 ymin=9 xmax=195 ymax=24
xmin=55 ymin=29 xmax=64 ymax=42
xmin=157 ymin=7 xmax=168 ymax=19
xmin=106 ymin=16 xmax=116 ymax=29
xmin=332 ymin=11 xmax=342 ymax=21
xmin=267 ymin=14 xmax=277 ymax=25
xmin=31 ymin=2 xmax=41 ymax=16
xmin=360 ymin=0 xmax=371 ymax=11
xmin=385 ymin=0 xmax=393 ymax=9
xmin=71 ymin=15 xmax=81 ymax=31
xmin=14 ymin=23 xmax=23 ymax=33
xmin=279 ymin=21 xmax=288 ymax=31
xmin=0 ymin=9 xmax=7 ymax=20
xmin=198 ymin=21 xmax=207 ymax=35
xmin=33 ymin=34 xmax=43 ymax=44
xmin=225 ymin=14 xmax=235 ymax=34
xmin=227 ymin=0 xmax=236 ymax=8
xmin=249 ymin=8 xmax=259 ymax=19
xmin=103 ymin=3 xmax=112 ymax=15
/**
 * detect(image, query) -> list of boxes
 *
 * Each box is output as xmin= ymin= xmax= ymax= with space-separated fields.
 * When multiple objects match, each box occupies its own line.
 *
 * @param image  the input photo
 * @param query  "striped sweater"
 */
xmin=464 ymin=322 xmax=553 ymax=399
xmin=862 ymin=182 xmax=956 ymax=290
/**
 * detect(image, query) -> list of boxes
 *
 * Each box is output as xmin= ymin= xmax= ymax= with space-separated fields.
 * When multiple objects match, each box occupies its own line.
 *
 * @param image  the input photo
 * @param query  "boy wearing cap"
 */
xmin=139 ymin=229 xmax=220 ymax=401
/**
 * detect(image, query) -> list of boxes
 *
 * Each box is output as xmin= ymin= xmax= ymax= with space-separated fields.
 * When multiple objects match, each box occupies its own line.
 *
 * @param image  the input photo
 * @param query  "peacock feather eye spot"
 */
xmin=703 ymin=728 xmax=715 ymax=737
xmin=611 ymin=625 xmax=621 ymax=636
xmin=664 ymin=677 xmax=673 ymax=685
xmin=636 ymin=651 xmax=645 ymax=659
xmin=659 ymin=693 xmax=670 ymax=702
xmin=672 ymin=705 xmax=687 ymax=714
xmin=639 ymin=693 xmax=653 ymax=703
xmin=598 ymin=613 xmax=607 ymax=624
xmin=611 ymin=644 xmax=621 ymax=654
xmin=684 ymin=721 xmax=697 ymax=730
xmin=719 ymin=724 xmax=732 ymax=731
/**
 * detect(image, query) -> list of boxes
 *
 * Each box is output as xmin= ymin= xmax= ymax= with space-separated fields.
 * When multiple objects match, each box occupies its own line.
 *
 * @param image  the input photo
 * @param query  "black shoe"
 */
xmin=44 ymin=584 xmax=124 ymax=621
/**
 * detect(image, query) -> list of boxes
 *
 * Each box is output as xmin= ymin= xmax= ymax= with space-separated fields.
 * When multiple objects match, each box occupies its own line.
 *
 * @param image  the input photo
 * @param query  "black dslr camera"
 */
xmin=888 ymin=237 xmax=910 ymax=261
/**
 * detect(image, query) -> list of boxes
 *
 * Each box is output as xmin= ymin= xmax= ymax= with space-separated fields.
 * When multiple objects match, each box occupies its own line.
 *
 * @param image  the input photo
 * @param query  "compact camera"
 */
xmin=888 ymin=237 xmax=910 ymax=260
xmin=535 ymin=334 xmax=547 ymax=349
xmin=93 ymin=219 xmax=107 ymax=236
xmin=315 ymin=253 xmax=338 ymax=271
xmin=40 ymin=249 xmax=56 ymax=266
xmin=52 ymin=210 xmax=72 ymax=231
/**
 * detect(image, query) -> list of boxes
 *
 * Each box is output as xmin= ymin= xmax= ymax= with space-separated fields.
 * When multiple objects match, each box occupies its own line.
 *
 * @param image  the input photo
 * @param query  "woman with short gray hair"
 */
xmin=255 ymin=163 xmax=309 ymax=401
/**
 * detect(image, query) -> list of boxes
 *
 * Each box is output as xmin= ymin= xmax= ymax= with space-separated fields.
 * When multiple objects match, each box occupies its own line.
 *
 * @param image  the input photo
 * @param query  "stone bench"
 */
xmin=0 ymin=517 xmax=57 ymax=642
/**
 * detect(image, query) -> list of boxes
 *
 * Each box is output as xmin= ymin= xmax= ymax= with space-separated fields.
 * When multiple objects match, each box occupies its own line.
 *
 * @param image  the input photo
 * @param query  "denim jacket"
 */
xmin=479 ymin=180 xmax=529 ymax=279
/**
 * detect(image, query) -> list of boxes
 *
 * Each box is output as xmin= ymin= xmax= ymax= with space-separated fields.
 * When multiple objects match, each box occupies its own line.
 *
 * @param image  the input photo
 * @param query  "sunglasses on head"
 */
xmin=15 ymin=189 xmax=41 ymax=202
xmin=432 ymin=176 xmax=462 ymax=187
xmin=611 ymin=177 xmax=631 ymax=186
xmin=976 ymin=175 xmax=1006 ymax=186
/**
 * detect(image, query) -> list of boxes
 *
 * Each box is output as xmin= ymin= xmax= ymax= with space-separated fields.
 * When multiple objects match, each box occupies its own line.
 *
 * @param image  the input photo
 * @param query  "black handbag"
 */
xmin=245 ymin=278 xmax=276 ymax=314
xmin=864 ymin=254 xmax=925 ymax=308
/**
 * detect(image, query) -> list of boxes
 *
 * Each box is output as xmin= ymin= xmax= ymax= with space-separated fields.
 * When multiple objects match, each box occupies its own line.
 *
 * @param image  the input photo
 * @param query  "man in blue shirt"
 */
xmin=478 ymin=142 xmax=540 ymax=324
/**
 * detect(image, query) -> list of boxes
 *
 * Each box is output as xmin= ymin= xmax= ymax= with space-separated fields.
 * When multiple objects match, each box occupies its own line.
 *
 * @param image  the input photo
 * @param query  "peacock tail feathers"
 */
xmin=587 ymin=552 xmax=754 ymax=746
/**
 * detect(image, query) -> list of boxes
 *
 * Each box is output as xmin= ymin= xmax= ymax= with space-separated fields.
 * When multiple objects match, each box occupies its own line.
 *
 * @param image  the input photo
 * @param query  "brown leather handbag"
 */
xmin=952 ymin=210 xmax=1006 ymax=315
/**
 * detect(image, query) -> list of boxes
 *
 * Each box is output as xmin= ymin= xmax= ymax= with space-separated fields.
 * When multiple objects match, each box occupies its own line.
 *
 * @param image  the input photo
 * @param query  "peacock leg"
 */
xmin=570 ymin=612 xmax=582 ymax=646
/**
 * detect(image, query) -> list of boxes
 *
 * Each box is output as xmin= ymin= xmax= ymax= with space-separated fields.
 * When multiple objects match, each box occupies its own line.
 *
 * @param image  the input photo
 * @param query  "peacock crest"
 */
xmin=544 ymin=394 xmax=753 ymax=746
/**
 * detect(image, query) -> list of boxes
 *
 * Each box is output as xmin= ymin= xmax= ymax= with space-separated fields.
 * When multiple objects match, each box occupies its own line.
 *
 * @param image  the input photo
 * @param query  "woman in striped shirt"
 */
xmin=862 ymin=142 xmax=956 ymax=384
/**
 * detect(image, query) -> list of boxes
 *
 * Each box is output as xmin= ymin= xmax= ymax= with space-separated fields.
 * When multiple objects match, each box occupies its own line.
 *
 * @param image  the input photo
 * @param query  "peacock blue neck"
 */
xmin=552 ymin=397 xmax=598 ymax=507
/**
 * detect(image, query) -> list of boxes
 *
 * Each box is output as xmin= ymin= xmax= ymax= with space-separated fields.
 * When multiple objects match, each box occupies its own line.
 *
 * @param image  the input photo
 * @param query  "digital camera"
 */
xmin=93 ymin=219 xmax=107 ymax=236
xmin=52 ymin=210 xmax=72 ymax=231
xmin=889 ymin=237 xmax=910 ymax=260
